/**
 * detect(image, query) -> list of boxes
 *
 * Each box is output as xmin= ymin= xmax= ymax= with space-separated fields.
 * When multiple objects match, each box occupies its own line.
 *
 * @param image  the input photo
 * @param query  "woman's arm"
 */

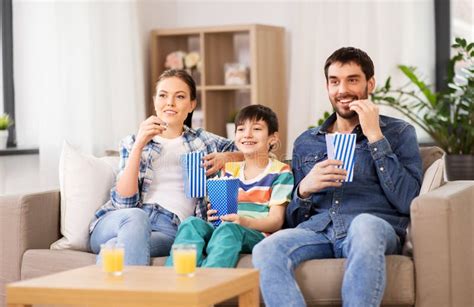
xmin=115 ymin=116 xmax=166 ymax=197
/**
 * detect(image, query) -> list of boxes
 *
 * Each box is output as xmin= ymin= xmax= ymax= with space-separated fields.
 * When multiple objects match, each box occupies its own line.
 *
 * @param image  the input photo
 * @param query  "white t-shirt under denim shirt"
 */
xmin=143 ymin=135 xmax=195 ymax=222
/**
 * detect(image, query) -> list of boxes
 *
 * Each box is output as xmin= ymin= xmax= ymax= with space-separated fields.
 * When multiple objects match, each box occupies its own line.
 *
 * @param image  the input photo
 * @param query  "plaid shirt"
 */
xmin=89 ymin=126 xmax=236 ymax=232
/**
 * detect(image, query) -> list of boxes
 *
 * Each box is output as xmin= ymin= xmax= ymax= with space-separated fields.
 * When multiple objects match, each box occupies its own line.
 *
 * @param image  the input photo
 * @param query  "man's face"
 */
xmin=326 ymin=61 xmax=375 ymax=119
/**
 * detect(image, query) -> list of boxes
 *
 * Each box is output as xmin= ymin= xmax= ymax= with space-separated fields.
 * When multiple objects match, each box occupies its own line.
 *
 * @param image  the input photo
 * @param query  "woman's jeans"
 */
xmin=165 ymin=216 xmax=264 ymax=268
xmin=90 ymin=205 xmax=180 ymax=265
xmin=252 ymin=213 xmax=401 ymax=307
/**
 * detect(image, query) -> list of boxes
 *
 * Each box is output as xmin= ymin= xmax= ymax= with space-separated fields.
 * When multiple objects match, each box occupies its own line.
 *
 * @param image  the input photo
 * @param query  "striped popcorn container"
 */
xmin=325 ymin=133 xmax=357 ymax=182
xmin=181 ymin=151 xmax=206 ymax=198
xmin=207 ymin=178 xmax=239 ymax=227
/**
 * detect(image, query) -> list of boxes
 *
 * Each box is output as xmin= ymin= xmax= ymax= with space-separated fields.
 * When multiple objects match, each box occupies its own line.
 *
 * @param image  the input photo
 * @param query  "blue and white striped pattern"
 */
xmin=182 ymin=151 xmax=206 ymax=198
xmin=326 ymin=133 xmax=357 ymax=182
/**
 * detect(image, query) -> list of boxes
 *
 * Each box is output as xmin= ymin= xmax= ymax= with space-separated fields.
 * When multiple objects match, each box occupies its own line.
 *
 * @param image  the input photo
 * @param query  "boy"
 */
xmin=166 ymin=104 xmax=294 ymax=268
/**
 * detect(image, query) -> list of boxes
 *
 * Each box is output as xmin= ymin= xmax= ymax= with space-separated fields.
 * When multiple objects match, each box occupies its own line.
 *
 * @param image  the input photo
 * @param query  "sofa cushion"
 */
xmin=22 ymin=251 xmax=414 ymax=306
xmin=50 ymin=141 xmax=119 ymax=252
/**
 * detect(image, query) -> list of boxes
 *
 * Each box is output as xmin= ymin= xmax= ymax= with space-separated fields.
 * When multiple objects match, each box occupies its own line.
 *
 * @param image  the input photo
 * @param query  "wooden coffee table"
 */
xmin=7 ymin=265 xmax=259 ymax=306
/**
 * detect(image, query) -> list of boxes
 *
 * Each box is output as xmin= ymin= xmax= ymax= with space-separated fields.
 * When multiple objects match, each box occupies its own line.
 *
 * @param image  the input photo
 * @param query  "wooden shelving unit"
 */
xmin=150 ymin=24 xmax=287 ymax=157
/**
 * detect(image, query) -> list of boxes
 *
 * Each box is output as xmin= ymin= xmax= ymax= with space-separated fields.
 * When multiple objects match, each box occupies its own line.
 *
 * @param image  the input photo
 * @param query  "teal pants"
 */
xmin=165 ymin=216 xmax=265 ymax=268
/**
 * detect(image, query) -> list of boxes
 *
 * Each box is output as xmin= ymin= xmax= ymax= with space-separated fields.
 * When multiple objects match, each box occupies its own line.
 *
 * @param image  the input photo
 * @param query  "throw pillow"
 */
xmin=50 ymin=141 xmax=119 ymax=251
xmin=402 ymin=157 xmax=445 ymax=256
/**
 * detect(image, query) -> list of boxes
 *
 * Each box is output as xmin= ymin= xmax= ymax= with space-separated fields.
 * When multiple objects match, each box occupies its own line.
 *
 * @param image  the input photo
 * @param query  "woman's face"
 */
xmin=154 ymin=77 xmax=196 ymax=127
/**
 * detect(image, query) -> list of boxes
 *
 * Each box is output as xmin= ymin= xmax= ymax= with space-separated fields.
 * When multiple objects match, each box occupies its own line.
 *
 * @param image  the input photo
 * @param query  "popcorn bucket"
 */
xmin=325 ymin=133 xmax=357 ymax=182
xmin=207 ymin=178 xmax=239 ymax=227
xmin=182 ymin=152 xmax=206 ymax=198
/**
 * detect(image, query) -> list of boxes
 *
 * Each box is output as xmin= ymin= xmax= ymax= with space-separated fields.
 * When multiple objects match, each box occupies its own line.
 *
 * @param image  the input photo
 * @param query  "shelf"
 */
xmin=204 ymin=85 xmax=251 ymax=91
xmin=149 ymin=24 xmax=287 ymax=157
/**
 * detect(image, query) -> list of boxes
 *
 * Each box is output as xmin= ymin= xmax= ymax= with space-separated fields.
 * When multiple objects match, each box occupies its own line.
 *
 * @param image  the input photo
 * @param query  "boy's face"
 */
xmin=235 ymin=119 xmax=277 ymax=156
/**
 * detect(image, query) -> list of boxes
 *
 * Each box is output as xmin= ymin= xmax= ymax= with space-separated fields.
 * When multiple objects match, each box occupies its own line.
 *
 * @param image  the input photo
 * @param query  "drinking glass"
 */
xmin=172 ymin=243 xmax=197 ymax=277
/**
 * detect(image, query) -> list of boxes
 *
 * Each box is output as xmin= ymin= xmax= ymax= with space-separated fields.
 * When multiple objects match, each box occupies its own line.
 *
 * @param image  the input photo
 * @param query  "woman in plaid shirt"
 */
xmin=89 ymin=69 xmax=241 ymax=265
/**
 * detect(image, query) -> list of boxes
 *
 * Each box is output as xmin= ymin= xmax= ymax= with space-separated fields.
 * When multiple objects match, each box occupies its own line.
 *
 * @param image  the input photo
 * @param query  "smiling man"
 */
xmin=252 ymin=47 xmax=423 ymax=307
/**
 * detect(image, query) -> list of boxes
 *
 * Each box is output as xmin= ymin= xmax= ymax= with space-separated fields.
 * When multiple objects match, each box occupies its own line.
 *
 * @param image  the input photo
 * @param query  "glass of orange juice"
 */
xmin=172 ymin=243 xmax=197 ymax=277
xmin=100 ymin=243 xmax=124 ymax=276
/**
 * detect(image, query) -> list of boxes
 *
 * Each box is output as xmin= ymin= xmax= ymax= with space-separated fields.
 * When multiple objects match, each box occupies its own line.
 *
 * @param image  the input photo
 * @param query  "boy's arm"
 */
xmin=226 ymin=205 xmax=286 ymax=233
xmin=240 ymin=167 xmax=294 ymax=233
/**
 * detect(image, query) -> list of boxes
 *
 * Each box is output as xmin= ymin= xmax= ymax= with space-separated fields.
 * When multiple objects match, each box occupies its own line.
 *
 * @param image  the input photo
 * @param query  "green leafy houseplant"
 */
xmin=0 ymin=113 xmax=13 ymax=130
xmin=371 ymin=38 xmax=474 ymax=155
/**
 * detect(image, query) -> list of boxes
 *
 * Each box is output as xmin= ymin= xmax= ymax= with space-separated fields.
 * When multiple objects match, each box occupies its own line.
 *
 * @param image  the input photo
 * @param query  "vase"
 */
xmin=0 ymin=130 xmax=8 ymax=149
xmin=226 ymin=123 xmax=235 ymax=140
xmin=445 ymin=154 xmax=474 ymax=180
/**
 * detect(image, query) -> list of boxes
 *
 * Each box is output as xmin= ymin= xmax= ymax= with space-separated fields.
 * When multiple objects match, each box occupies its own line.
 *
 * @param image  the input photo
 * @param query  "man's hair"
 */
xmin=156 ymin=69 xmax=196 ymax=127
xmin=324 ymin=47 xmax=374 ymax=81
xmin=234 ymin=104 xmax=279 ymax=135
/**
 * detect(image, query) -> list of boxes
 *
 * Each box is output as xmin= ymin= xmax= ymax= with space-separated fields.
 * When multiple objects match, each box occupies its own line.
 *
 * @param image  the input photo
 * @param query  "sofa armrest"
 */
xmin=411 ymin=181 xmax=474 ymax=307
xmin=0 ymin=189 xmax=60 ymax=303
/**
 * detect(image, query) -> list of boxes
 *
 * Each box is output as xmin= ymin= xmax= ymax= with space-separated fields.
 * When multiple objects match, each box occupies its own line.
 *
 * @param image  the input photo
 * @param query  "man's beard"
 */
xmin=333 ymin=86 xmax=369 ymax=119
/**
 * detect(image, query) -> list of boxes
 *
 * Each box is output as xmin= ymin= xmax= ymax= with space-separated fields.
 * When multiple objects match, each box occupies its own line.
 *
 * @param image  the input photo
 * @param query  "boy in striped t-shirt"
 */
xmin=166 ymin=104 xmax=294 ymax=268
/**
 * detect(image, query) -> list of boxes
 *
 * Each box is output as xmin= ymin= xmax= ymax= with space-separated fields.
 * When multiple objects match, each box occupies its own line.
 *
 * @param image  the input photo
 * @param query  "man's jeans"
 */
xmin=252 ymin=214 xmax=401 ymax=307
xmin=90 ymin=206 xmax=180 ymax=265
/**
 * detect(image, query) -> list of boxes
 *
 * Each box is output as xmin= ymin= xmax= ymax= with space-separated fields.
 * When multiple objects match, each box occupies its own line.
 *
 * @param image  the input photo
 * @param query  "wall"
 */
xmin=11 ymin=0 xmax=435 ymax=162
xmin=138 ymin=0 xmax=436 ymax=155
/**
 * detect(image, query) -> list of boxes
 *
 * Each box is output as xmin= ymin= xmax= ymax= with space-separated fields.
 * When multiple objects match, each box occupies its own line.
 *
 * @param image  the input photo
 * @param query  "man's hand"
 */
xmin=349 ymin=99 xmax=383 ymax=143
xmin=298 ymin=159 xmax=347 ymax=198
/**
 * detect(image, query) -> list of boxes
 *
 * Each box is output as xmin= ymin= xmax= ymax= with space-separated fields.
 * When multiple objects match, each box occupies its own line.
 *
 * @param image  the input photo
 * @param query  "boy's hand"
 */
xmin=206 ymin=202 xmax=219 ymax=222
xmin=220 ymin=214 xmax=248 ymax=227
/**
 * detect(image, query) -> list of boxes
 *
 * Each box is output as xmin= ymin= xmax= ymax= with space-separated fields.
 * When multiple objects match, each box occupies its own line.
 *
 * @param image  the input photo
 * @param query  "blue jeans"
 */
xmin=90 ymin=206 xmax=180 ymax=265
xmin=252 ymin=213 xmax=401 ymax=307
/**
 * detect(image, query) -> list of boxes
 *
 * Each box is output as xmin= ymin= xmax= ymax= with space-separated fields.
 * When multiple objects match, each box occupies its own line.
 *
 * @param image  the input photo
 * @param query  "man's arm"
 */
xmin=368 ymin=125 xmax=422 ymax=214
xmin=349 ymin=98 xmax=422 ymax=214
xmin=285 ymin=150 xmax=346 ymax=228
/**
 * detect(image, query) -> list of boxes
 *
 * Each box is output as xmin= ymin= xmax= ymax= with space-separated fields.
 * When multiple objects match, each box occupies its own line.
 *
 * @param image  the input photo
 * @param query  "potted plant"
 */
xmin=226 ymin=110 xmax=238 ymax=140
xmin=0 ymin=113 xmax=13 ymax=149
xmin=371 ymin=37 xmax=474 ymax=180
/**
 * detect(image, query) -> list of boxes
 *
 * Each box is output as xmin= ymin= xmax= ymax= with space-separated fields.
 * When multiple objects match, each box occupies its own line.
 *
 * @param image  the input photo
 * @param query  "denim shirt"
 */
xmin=286 ymin=113 xmax=422 ymax=240
xmin=89 ymin=125 xmax=236 ymax=232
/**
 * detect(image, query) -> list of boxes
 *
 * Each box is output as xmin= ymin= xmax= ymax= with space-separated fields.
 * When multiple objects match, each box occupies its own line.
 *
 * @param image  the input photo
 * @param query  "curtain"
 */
xmin=13 ymin=0 xmax=146 ymax=185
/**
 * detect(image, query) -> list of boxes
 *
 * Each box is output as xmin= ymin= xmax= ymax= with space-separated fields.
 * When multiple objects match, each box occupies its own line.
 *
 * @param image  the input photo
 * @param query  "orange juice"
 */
xmin=173 ymin=245 xmax=197 ymax=276
xmin=101 ymin=245 xmax=124 ymax=276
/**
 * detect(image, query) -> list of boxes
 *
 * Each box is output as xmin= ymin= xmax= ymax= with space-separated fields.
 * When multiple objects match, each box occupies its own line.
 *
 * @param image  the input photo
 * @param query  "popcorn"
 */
xmin=326 ymin=133 xmax=357 ymax=182
xmin=207 ymin=177 xmax=239 ymax=227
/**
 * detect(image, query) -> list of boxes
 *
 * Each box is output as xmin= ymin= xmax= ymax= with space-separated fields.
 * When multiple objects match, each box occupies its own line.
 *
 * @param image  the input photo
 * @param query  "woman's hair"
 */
xmin=234 ymin=104 xmax=279 ymax=135
xmin=324 ymin=47 xmax=374 ymax=81
xmin=156 ymin=69 xmax=196 ymax=127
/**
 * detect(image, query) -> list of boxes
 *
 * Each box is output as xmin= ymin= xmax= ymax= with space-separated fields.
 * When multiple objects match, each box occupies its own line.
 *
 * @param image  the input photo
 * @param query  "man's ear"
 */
xmin=368 ymin=77 xmax=376 ymax=93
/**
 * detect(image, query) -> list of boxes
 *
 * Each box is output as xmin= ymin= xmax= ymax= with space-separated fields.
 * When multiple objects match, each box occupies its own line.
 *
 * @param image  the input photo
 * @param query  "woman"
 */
xmin=89 ymin=69 xmax=241 ymax=265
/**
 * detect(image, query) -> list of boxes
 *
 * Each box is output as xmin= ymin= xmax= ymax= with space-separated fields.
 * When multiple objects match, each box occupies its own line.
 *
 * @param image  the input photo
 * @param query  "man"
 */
xmin=252 ymin=47 xmax=423 ymax=307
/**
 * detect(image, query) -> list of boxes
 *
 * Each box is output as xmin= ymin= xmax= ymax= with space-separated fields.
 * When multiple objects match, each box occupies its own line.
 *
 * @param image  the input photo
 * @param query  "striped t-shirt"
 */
xmin=224 ymin=158 xmax=294 ymax=222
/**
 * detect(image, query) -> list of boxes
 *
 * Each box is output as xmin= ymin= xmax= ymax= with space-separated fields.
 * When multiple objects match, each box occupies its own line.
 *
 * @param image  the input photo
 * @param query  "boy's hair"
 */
xmin=234 ymin=104 xmax=279 ymax=135
xmin=324 ymin=47 xmax=374 ymax=81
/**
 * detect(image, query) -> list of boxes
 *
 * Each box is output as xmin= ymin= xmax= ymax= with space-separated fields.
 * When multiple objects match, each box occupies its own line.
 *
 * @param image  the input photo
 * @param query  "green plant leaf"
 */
xmin=398 ymin=65 xmax=437 ymax=106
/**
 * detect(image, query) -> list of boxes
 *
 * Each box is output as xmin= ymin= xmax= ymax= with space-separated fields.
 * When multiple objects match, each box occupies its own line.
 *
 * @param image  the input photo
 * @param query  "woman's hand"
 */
xmin=202 ymin=152 xmax=244 ymax=176
xmin=206 ymin=202 xmax=219 ymax=222
xmin=134 ymin=116 xmax=167 ymax=150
